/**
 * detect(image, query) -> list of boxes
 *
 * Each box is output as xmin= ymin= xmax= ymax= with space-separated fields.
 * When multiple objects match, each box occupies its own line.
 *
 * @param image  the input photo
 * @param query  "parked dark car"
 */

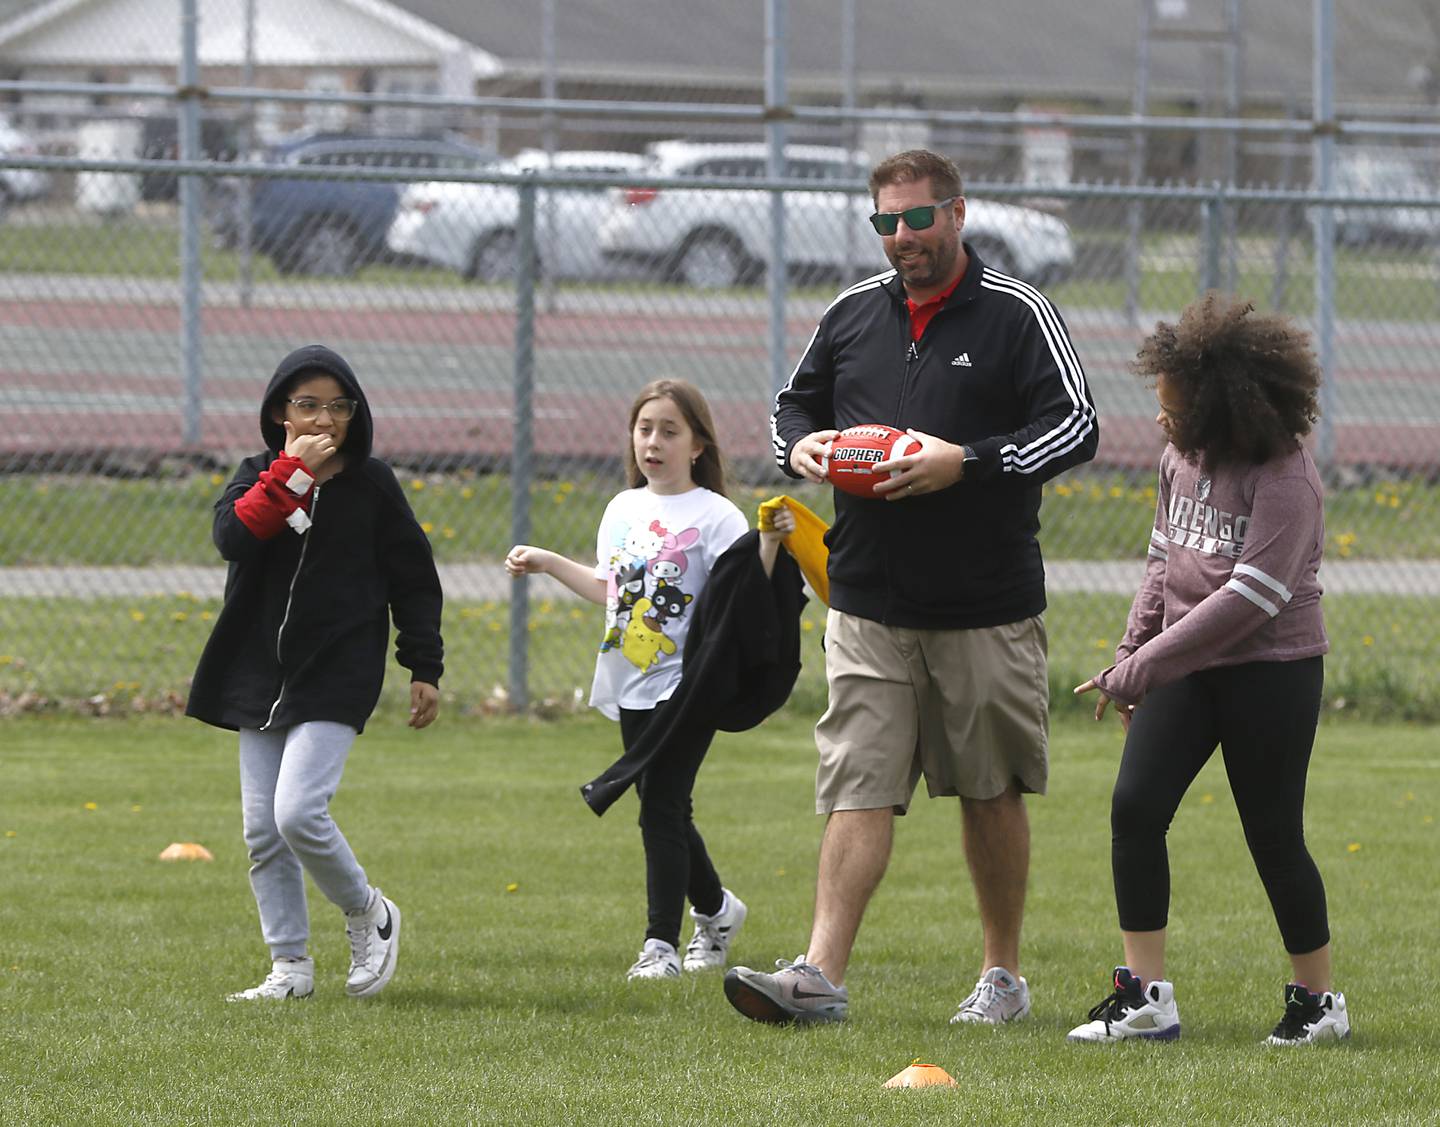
xmin=213 ymin=135 xmax=498 ymax=276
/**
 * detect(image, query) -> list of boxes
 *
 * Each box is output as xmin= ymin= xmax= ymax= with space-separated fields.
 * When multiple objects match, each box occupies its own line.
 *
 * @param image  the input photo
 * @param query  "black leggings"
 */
xmin=619 ymin=704 xmax=725 ymax=949
xmin=1111 ymin=656 xmax=1330 ymax=955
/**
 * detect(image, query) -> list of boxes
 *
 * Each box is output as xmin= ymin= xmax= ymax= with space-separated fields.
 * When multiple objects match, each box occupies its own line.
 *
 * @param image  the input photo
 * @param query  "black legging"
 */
xmin=1111 ymin=656 xmax=1330 ymax=955
xmin=620 ymin=704 xmax=726 ymax=949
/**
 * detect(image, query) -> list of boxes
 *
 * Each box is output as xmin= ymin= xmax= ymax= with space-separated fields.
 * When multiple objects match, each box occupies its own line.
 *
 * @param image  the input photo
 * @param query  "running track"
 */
xmin=2 ymin=278 xmax=1437 ymax=470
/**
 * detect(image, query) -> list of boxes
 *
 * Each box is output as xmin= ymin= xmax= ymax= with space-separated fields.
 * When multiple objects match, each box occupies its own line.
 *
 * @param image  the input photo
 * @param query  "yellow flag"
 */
xmin=758 ymin=495 xmax=830 ymax=607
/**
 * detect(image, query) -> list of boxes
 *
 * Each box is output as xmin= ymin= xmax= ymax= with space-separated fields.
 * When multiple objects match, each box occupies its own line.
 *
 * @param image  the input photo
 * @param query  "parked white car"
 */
xmin=0 ymin=118 xmax=52 ymax=215
xmin=1326 ymin=149 xmax=1440 ymax=247
xmin=386 ymin=148 xmax=649 ymax=281
xmin=596 ymin=141 xmax=1075 ymax=289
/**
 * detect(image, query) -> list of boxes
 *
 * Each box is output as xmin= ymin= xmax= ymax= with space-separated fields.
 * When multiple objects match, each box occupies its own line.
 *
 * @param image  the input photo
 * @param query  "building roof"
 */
xmin=1 ymin=0 xmax=1436 ymax=109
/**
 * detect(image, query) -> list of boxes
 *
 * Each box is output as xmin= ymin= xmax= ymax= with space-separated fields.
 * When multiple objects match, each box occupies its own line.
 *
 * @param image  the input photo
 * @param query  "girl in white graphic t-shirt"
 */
xmin=505 ymin=378 xmax=794 ymax=981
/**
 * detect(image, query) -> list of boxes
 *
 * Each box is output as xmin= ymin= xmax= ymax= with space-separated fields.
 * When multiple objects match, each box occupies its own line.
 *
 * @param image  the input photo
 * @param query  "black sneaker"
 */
xmin=1266 ymin=983 xmax=1351 ymax=1045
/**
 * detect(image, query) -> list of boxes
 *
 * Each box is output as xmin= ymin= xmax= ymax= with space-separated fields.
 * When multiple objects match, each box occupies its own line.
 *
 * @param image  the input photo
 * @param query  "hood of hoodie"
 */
xmin=259 ymin=344 xmax=373 ymax=462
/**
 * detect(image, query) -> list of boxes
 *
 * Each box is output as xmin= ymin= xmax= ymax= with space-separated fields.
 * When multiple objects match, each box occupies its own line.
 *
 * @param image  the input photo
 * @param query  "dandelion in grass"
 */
xmin=4 ymin=830 xmax=15 ymax=838
xmin=131 ymin=805 xmax=142 ymax=813
xmin=1347 ymin=842 xmax=1361 ymax=853
xmin=488 ymin=622 xmax=502 ymax=633
xmin=129 ymin=610 xmax=145 ymax=623
xmin=505 ymin=882 xmax=519 ymax=893
xmin=1362 ymin=635 xmax=1374 ymax=647
xmin=210 ymin=473 xmax=224 ymax=486
xmin=421 ymin=521 xmax=434 ymax=534
xmin=172 ymin=612 xmax=189 ymax=623
xmin=1093 ymin=637 xmax=1110 ymax=651
xmin=442 ymin=527 xmax=455 ymax=540
xmin=1110 ymin=486 xmax=1124 ymax=498
xmin=200 ymin=611 xmax=212 ymax=621
xmin=1201 ymin=794 xmax=1215 ymax=805
xmin=84 ymin=802 xmax=97 ymax=811
xmin=460 ymin=486 xmax=475 ymax=499
xmin=410 ymin=479 xmax=425 ymax=491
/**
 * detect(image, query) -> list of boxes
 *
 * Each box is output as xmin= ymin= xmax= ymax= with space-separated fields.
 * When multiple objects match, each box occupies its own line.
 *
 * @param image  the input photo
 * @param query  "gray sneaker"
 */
xmin=724 ymin=956 xmax=849 ymax=1024
xmin=950 ymin=966 xmax=1031 ymax=1025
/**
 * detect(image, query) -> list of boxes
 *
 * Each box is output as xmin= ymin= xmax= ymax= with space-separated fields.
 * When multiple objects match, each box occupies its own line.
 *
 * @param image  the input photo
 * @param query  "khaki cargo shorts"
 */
xmin=814 ymin=608 xmax=1049 ymax=813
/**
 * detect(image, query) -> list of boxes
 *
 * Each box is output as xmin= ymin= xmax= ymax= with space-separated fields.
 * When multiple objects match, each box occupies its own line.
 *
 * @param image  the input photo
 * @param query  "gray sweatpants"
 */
xmin=239 ymin=722 xmax=370 ymax=958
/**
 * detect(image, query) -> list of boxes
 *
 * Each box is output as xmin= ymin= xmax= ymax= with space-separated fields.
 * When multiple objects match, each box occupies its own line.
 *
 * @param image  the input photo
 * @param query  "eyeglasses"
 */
xmin=287 ymin=397 xmax=358 ymax=421
xmin=868 ymin=196 xmax=957 ymax=236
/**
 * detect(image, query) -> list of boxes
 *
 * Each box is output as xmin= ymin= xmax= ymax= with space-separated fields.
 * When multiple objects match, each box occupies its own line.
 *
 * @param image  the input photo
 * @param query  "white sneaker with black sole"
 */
xmin=627 ymin=938 xmax=682 ymax=980
xmin=1266 ymin=983 xmax=1351 ymax=1045
xmin=345 ymin=890 xmax=400 ymax=998
xmin=1067 ymin=966 xmax=1181 ymax=1043
xmin=683 ymin=889 xmax=748 ymax=972
xmin=950 ymin=965 xmax=1031 ymax=1025
xmin=226 ymin=956 xmax=315 ymax=1002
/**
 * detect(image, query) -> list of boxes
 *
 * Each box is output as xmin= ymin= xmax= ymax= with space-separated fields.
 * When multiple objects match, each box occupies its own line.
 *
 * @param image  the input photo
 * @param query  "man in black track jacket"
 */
xmin=724 ymin=150 xmax=1098 ymax=1029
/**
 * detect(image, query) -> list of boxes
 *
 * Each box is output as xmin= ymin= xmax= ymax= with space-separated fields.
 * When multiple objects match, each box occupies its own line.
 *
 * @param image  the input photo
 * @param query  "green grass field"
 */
xmin=3 ymin=470 xmax=1436 ymax=567
xmin=2 ymin=711 xmax=1436 ymax=1125
xmin=3 ymin=588 xmax=1438 ymax=723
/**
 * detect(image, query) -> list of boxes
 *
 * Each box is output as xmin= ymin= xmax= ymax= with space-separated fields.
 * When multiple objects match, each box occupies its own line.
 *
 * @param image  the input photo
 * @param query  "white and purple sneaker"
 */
xmin=1067 ymin=967 xmax=1181 ymax=1043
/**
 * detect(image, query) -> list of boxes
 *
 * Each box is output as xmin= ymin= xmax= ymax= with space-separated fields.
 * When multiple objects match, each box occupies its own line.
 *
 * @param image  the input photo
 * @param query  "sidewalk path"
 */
xmin=3 ymin=560 xmax=1438 ymax=599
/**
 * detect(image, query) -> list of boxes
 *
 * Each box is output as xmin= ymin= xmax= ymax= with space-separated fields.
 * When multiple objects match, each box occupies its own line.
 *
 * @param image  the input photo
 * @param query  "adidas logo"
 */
xmin=951 ymin=353 xmax=973 ymax=367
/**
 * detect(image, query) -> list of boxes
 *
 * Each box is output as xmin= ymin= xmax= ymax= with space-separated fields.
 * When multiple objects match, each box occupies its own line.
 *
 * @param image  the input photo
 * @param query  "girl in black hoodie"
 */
xmin=187 ymin=344 xmax=444 ymax=1002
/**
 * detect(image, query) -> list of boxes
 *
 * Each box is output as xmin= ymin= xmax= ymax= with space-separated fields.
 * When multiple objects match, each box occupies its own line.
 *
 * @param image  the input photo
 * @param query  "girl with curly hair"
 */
xmin=1067 ymin=293 xmax=1350 ymax=1046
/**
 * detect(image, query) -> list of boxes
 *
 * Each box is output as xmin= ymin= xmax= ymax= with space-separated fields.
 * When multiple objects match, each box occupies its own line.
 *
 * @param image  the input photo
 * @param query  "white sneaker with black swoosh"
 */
xmin=226 ymin=956 xmax=314 ymax=1001
xmin=345 ymin=890 xmax=400 ymax=998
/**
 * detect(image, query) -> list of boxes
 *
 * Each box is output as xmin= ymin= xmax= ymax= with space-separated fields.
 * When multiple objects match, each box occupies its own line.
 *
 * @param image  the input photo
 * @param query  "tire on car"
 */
xmin=466 ymin=229 xmax=526 ymax=283
xmin=669 ymin=228 xmax=755 ymax=289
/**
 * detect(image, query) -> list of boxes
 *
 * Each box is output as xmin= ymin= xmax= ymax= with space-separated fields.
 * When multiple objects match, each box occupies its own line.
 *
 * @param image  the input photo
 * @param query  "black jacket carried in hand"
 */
xmin=581 ymin=531 xmax=807 ymax=815
xmin=186 ymin=345 xmax=444 ymax=734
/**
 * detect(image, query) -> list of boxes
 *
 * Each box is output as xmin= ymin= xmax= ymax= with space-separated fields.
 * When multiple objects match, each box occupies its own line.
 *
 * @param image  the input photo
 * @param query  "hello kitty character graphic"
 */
xmin=623 ymin=519 xmax=667 ymax=565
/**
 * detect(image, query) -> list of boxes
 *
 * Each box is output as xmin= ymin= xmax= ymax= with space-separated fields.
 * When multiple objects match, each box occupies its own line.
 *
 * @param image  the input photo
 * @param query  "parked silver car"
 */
xmin=596 ymin=141 xmax=1075 ymax=288
xmin=385 ymin=148 xmax=649 ymax=281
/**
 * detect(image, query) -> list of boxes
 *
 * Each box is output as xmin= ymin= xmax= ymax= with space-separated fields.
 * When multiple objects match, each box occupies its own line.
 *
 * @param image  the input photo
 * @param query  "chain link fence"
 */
xmin=2 ymin=0 xmax=1438 ymax=720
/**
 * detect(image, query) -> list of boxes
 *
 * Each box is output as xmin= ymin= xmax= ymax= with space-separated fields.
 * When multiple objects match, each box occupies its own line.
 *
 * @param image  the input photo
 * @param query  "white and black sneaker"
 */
xmin=683 ymin=889 xmax=748 ymax=972
xmin=1266 ymin=983 xmax=1351 ymax=1045
xmin=226 ymin=956 xmax=315 ymax=1002
xmin=1067 ymin=966 xmax=1181 ymax=1043
xmin=345 ymin=890 xmax=400 ymax=998
xmin=627 ymin=938 xmax=682 ymax=980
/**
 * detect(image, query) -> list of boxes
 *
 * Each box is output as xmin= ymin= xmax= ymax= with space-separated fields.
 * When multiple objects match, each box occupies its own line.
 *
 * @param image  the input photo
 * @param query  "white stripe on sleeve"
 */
xmin=1225 ymin=577 xmax=1280 ymax=617
xmin=1233 ymin=562 xmax=1293 ymax=603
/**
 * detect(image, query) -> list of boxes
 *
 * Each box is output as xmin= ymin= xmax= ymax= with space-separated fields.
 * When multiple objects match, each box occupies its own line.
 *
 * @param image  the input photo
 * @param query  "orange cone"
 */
xmin=882 ymin=1062 xmax=957 ymax=1089
xmin=158 ymin=842 xmax=214 ymax=861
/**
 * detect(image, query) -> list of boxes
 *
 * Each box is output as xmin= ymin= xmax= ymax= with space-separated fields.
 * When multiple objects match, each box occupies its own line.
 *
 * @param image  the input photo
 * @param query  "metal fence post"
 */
xmin=765 ymin=0 xmax=789 ymax=400
xmin=178 ymin=0 xmax=203 ymax=447
xmin=1200 ymin=186 xmax=1224 ymax=295
xmin=508 ymin=177 xmax=538 ymax=712
xmin=1313 ymin=0 xmax=1337 ymax=473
